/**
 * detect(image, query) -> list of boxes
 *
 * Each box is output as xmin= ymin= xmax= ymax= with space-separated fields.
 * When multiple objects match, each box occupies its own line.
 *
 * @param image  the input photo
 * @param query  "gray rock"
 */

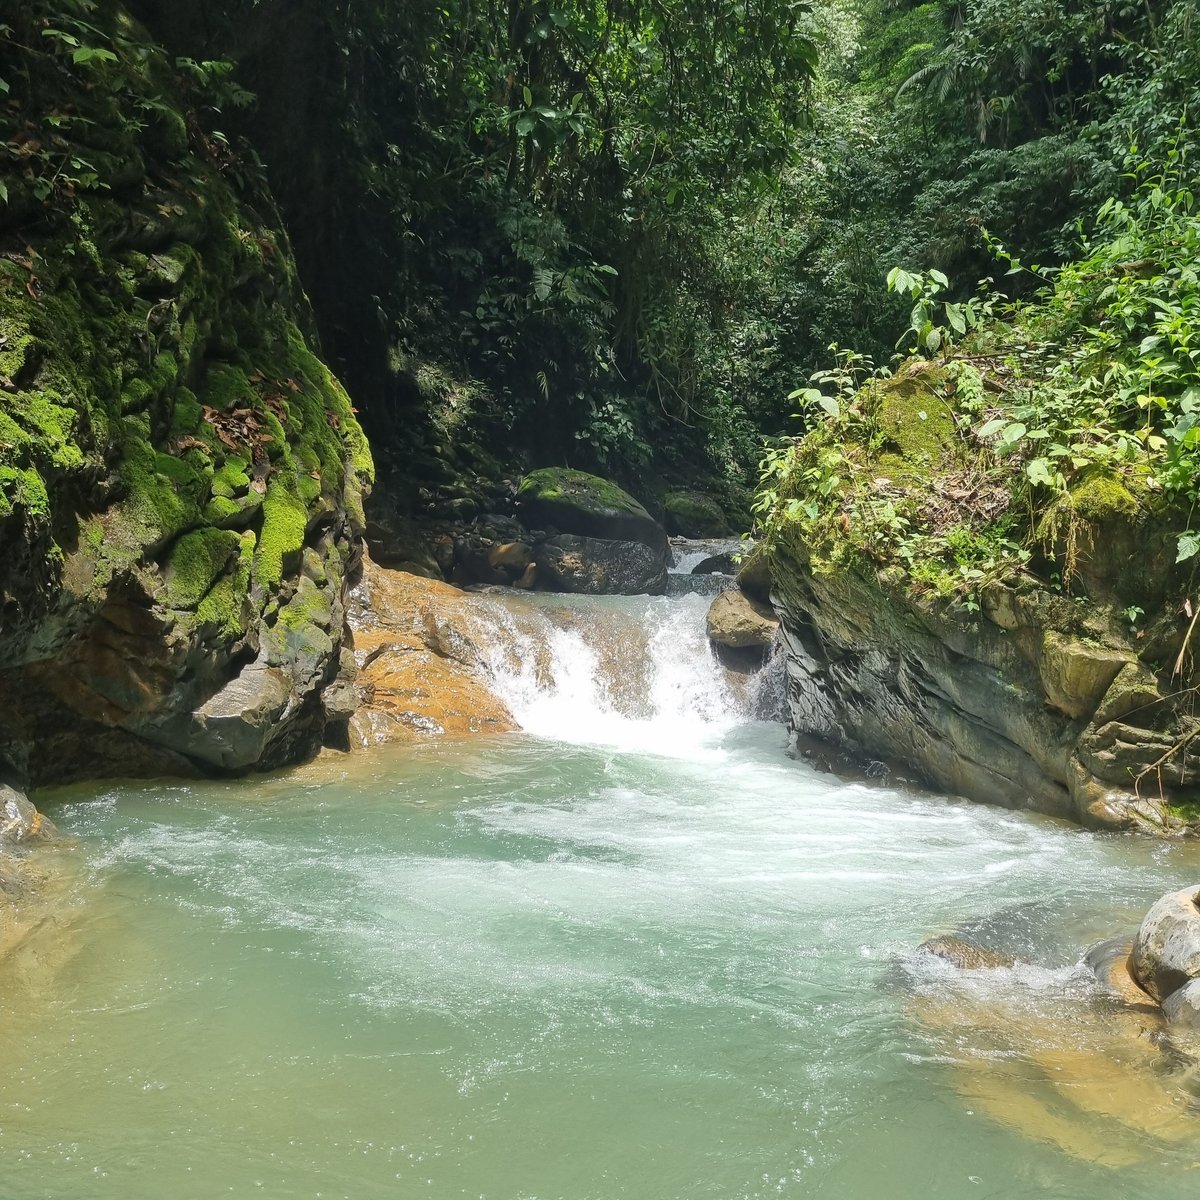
xmin=534 ymin=534 xmax=667 ymax=595
xmin=1162 ymin=979 xmax=1200 ymax=1030
xmin=1132 ymin=885 xmax=1200 ymax=1002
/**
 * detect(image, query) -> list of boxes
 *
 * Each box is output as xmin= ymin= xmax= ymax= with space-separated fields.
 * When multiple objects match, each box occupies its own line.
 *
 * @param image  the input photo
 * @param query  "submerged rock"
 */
xmin=1131 ymin=885 xmax=1200 ymax=1003
xmin=705 ymin=589 xmax=778 ymax=650
xmin=918 ymin=935 xmax=1017 ymax=971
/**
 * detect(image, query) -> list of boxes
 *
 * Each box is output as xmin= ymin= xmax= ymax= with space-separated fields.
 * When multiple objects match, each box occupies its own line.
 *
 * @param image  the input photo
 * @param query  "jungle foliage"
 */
xmin=6 ymin=0 xmax=1198 ymax=513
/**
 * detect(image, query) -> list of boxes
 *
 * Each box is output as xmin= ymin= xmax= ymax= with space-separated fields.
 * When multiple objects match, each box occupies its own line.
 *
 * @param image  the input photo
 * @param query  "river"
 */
xmin=3 ymin=584 xmax=1200 ymax=1198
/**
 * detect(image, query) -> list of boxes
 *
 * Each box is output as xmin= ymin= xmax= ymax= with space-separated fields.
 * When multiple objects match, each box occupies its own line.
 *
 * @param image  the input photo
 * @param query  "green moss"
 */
xmin=1068 ymin=469 xmax=1141 ymax=522
xmin=171 ymin=388 xmax=203 ymax=436
xmin=871 ymin=366 xmax=958 ymax=482
xmin=118 ymin=436 xmax=206 ymax=542
xmin=195 ymin=532 xmax=255 ymax=637
xmin=0 ymin=466 xmax=50 ymax=520
xmin=518 ymin=467 xmax=646 ymax=516
xmin=165 ymin=527 xmax=241 ymax=610
xmin=202 ymin=362 xmax=255 ymax=412
xmin=254 ymin=476 xmax=308 ymax=591
xmin=210 ymin=456 xmax=250 ymax=498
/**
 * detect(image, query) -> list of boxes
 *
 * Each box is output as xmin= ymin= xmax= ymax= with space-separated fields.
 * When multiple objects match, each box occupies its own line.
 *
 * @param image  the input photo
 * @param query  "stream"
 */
xmin=4 ymin=579 xmax=1200 ymax=1198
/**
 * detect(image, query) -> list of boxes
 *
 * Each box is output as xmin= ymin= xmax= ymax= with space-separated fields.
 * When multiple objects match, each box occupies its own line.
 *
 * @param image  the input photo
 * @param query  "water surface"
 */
xmin=4 ymin=593 xmax=1200 ymax=1199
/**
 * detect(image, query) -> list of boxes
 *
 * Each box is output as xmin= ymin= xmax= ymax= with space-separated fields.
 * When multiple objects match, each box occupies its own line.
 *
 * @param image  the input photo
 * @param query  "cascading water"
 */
xmin=5 ymin=575 xmax=1200 ymax=1199
xmin=470 ymin=593 xmax=749 ymax=757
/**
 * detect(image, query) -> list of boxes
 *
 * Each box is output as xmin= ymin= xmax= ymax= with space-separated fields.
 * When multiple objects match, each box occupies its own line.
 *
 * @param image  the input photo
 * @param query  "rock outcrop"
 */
xmin=765 ymin=362 xmax=1198 ymax=832
xmin=342 ymin=555 xmax=515 ymax=747
xmin=0 ymin=3 xmax=372 ymax=787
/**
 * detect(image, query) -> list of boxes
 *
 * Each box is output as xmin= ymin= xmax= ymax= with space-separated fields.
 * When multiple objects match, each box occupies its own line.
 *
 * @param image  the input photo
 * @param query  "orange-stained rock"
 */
xmin=345 ymin=557 xmax=516 ymax=747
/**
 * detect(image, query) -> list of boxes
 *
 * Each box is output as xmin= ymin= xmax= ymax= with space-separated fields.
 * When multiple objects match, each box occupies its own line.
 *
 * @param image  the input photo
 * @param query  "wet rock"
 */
xmin=1161 ymin=980 xmax=1200 ymax=1031
xmin=488 ymin=541 xmax=534 ymax=573
xmin=535 ymin=534 xmax=667 ymax=596
xmin=516 ymin=468 xmax=667 ymax=552
xmin=735 ymin=545 xmax=772 ymax=603
xmin=1084 ymin=936 xmax=1160 ymax=1014
xmin=692 ymin=553 xmax=737 ymax=575
xmin=0 ymin=785 xmax=57 ymax=846
xmin=1132 ymin=885 xmax=1200 ymax=1003
xmin=706 ymin=589 xmax=778 ymax=650
xmin=919 ymin=935 xmax=1017 ymax=971
xmin=663 ymin=490 xmax=730 ymax=538
xmin=345 ymin=557 xmax=516 ymax=747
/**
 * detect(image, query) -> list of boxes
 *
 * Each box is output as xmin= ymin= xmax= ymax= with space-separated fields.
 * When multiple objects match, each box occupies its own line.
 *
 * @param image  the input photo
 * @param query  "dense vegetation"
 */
xmin=4 ymin=0 xmax=1197 ymax=521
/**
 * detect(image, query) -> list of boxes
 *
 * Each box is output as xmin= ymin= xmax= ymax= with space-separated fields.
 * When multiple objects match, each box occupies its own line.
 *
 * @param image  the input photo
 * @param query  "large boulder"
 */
xmin=516 ymin=468 xmax=667 ymax=551
xmin=706 ymin=588 xmax=778 ymax=649
xmin=664 ymin=490 xmax=731 ymax=538
xmin=0 ymin=4 xmax=373 ymax=786
xmin=1131 ymin=886 xmax=1200 ymax=1002
xmin=535 ymin=534 xmax=667 ymax=596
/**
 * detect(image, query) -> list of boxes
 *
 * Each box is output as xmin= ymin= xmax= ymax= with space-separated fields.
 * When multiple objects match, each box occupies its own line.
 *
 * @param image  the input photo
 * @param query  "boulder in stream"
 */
xmin=706 ymin=588 xmax=778 ymax=650
xmin=535 ymin=534 xmax=667 ymax=596
xmin=663 ymin=490 xmax=731 ymax=538
xmin=516 ymin=468 xmax=667 ymax=552
xmin=1131 ymin=885 xmax=1200 ymax=1003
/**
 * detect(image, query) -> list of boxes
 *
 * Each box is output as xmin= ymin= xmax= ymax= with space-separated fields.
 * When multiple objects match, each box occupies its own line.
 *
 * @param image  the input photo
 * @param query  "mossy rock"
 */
xmin=517 ymin=468 xmax=666 ymax=550
xmin=871 ymin=364 xmax=960 ymax=483
xmin=0 ymin=1 xmax=374 ymax=786
xmin=663 ymin=490 xmax=731 ymax=538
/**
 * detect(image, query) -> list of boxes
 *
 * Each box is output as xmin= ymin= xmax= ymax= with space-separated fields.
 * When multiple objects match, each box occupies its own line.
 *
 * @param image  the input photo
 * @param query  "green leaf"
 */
xmin=1177 ymin=532 xmax=1200 ymax=563
xmin=929 ymin=268 xmax=949 ymax=288
xmin=945 ymin=304 xmax=966 ymax=335
xmin=0 ymin=180 xmax=7 ymax=205
xmin=818 ymin=396 xmax=841 ymax=419
xmin=522 ymin=86 xmax=533 ymax=106
xmin=73 ymin=46 xmax=118 ymax=65
xmin=978 ymin=418 xmax=1006 ymax=438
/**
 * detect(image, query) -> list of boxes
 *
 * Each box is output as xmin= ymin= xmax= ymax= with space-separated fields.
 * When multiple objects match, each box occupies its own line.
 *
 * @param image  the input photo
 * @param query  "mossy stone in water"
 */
xmin=663 ymin=490 xmax=730 ymax=538
xmin=517 ymin=468 xmax=666 ymax=550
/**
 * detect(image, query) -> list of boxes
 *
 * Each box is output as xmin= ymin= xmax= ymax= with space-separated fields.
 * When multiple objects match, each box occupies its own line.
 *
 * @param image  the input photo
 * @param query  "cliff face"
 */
xmin=765 ymin=363 xmax=1200 ymax=833
xmin=0 ymin=3 xmax=372 ymax=786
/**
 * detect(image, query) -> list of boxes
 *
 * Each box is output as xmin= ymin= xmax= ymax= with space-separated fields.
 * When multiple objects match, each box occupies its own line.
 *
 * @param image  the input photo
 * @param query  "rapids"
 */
xmin=4 ymin=584 xmax=1200 ymax=1198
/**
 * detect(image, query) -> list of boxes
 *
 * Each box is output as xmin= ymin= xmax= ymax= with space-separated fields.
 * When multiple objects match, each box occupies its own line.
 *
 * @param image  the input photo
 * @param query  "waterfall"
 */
xmin=467 ymin=592 xmax=771 ymax=758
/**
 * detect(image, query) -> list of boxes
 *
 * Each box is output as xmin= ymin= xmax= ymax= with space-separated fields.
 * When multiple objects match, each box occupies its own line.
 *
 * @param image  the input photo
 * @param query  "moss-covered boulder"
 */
xmin=0 ymin=3 xmax=372 ymax=786
xmin=763 ymin=359 xmax=1199 ymax=833
xmin=663 ymin=490 xmax=731 ymax=538
xmin=516 ymin=468 xmax=666 ymax=551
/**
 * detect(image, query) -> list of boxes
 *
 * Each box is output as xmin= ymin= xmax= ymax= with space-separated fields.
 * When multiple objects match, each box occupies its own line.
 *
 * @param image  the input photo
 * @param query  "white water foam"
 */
xmin=473 ymin=594 xmax=748 ymax=760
